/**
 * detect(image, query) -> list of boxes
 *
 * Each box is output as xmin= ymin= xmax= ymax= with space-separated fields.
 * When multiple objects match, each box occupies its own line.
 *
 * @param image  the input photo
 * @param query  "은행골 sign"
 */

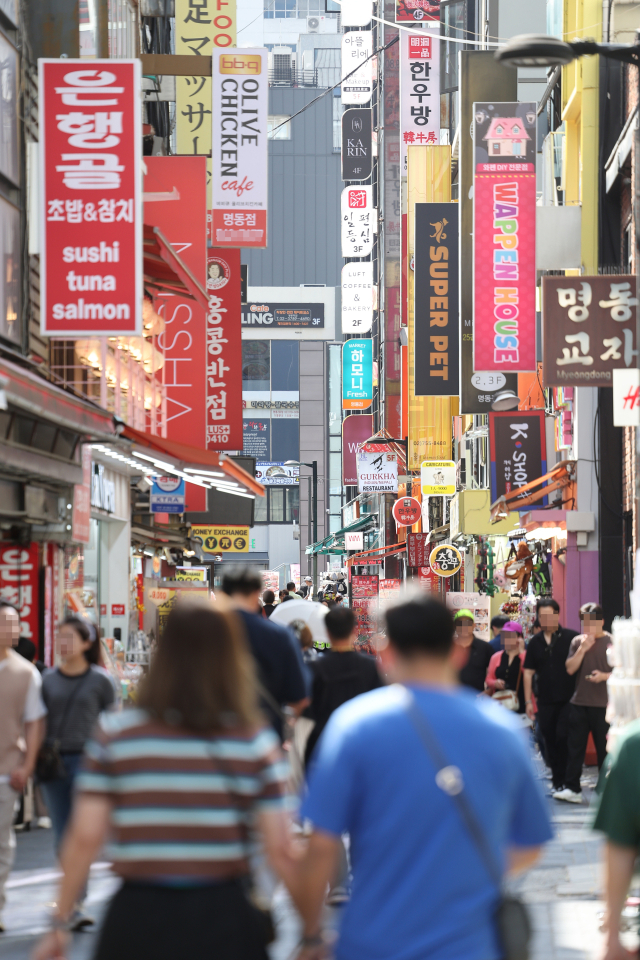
xmin=191 ymin=525 xmax=250 ymax=553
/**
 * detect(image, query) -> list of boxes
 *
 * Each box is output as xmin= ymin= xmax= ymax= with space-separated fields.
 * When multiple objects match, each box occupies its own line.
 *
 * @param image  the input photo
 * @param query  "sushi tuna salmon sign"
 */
xmin=39 ymin=60 xmax=142 ymax=336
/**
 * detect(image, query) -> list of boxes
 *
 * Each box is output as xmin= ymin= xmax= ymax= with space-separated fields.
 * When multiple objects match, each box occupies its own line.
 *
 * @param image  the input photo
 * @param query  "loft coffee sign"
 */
xmin=489 ymin=411 xmax=546 ymax=507
xmin=39 ymin=60 xmax=142 ymax=336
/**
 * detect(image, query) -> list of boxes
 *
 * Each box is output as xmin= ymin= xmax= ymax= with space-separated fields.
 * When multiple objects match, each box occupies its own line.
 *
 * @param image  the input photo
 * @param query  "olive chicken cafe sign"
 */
xmin=191 ymin=524 xmax=250 ymax=553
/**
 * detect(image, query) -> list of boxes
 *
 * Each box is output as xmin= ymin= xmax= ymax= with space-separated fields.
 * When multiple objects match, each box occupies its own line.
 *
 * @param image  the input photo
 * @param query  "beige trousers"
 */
xmin=0 ymin=782 xmax=17 ymax=915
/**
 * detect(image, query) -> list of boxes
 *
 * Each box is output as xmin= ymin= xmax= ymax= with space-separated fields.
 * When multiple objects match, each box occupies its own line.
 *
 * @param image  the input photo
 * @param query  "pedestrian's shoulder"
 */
xmin=609 ymin=718 xmax=640 ymax=765
xmin=472 ymin=693 xmax=532 ymax=753
xmin=561 ymin=626 xmax=579 ymax=641
xmin=95 ymin=707 xmax=150 ymax=741
xmin=327 ymin=683 xmax=405 ymax=733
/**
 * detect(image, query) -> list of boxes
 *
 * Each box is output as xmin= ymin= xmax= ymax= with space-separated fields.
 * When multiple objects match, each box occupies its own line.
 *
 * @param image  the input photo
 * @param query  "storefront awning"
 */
xmin=143 ymin=225 xmax=208 ymax=310
xmin=306 ymin=514 xmax=378 ymax=555
xmin=120 ymin=425 xmax=265 ymax=499
xmin=334 ymin=514 xmax=378 ymax=538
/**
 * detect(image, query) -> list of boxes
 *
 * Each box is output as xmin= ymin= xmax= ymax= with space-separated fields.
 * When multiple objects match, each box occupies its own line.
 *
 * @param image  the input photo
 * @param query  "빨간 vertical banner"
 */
xmin=206 ymin=248 xmax=243 ymax=450
xmin=473 ymin=102 xmax=536 ymax=373
xmin=39 ymin=60 xmax=141 ymax=336
xmin=211 ymin=49 xmax=268 ymax=248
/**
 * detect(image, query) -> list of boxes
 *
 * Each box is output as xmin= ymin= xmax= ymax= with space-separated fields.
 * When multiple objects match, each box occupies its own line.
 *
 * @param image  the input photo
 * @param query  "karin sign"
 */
xmin=473 ymin=102 xmax=536 ymax=373
xmin=39 ymin=60 xmax=142 ymax=336
xmin=211 ymin=49 xmax=268 ymax=248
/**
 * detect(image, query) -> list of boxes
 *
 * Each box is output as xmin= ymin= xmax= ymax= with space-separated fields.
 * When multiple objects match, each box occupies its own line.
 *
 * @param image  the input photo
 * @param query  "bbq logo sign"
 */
xmin=39 ymin=60 xmax=142 ymax=336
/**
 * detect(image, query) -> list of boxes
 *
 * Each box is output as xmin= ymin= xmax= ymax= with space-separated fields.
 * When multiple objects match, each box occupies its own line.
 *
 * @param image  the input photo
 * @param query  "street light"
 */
xmin=284 ymin=459 xmax=318 ymax=596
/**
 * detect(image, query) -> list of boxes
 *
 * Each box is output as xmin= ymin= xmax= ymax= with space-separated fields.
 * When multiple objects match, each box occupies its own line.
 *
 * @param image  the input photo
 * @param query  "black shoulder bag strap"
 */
xmin=405 ymin=691 xmax=531 ymax=960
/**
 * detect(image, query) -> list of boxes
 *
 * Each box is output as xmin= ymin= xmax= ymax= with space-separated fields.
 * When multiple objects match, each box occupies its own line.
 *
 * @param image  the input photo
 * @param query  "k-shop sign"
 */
xmin=39 ymin=60 xmax=142 ymax=337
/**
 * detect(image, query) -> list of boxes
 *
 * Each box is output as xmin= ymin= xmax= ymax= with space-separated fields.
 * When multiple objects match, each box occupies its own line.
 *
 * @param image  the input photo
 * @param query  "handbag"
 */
xmin=36 ymin=670 xmax=90 ymax=783
xmin=405 ymin=692 xmax=531 ymax=960
xmin=491 ymin=657 xmax=523 ymax=712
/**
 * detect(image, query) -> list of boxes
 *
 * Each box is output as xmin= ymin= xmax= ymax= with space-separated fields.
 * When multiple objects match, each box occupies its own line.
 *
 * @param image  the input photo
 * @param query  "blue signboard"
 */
xmin=150 ymin=477 xmax=185 ymax=514
xmin=342 ymin=338 xmax=373 ymax=410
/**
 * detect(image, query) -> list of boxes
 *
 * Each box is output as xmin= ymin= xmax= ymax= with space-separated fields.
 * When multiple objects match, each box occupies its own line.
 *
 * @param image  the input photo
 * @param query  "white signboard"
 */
xmin=341 ymin=32 xmax=373 ymax=106
xmin=342 ymin=262 xmax=373 ymax=334
xmin=446 ymin=592 xmax=490 ymax=640
xmin=341 ymin=0 xmax=373 ymax=26
xmin=341 ymin=185 xmax=377 ymax=258
xmin=421 ymin=460 xmax=456 ymax=496
xmin=400 ymin=28 xmax=440 ymax=174
xmin=345 ymin=530 xmax=364 ymax=550
xmin=255 ymin=462 xmax=300 ymax=485
xmin=211 ymin=49 xmax=268 ymax=247
xmin=357 ymin=450 xmax=398 ymax=493
xmin=613 ymin=368 xmax=640 ymax=427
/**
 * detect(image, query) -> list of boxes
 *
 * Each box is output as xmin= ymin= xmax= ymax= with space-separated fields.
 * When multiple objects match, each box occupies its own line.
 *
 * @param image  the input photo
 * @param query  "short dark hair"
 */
xmin=385 ymin=597 xmax=454 ymax=658
xmin=537 ymin=597 xmax=560 ymax=614
xmin=221 ymin=567 xmax=263 ymax=597
xmin=286 ymin=581 xmax=295 ymax=591
xmin=491 ymin=615 xmax=508 ymax=631
xmin=0 ymin=600 xmax=18 ymax=615
xmin=16 ymin=637 xmax=36 ymax=662
xmin=325 ymin=607 xmax=356 ymax=641
xmin=262 ymin=589 xmax=275 ymax=605
xmin=580 ymin=602 xmax=604 ymax=620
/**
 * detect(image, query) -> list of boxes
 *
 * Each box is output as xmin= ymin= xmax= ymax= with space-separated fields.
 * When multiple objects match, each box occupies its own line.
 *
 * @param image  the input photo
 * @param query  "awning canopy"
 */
xmin=334 ymin=514 xmax=378 ymax=538
xmin=120 ymin=425 xmax=265 ymax=499
xmin=143 ymin=225 xmax=208 ymax=310
xmin=306 ymin=514 xmax=378 ymax=555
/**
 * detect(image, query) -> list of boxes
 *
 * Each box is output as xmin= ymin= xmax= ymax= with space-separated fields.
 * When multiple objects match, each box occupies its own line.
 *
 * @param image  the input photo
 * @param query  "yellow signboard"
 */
xmin=420 ymin=460 xmax=456 ymax=497
xmin=191 ymin=525 xmax=249 ymax=553
xmin=175 ymin=0 xmax=237 ymax=156
xmin=175 ymin=567 xmax=208 ymax=581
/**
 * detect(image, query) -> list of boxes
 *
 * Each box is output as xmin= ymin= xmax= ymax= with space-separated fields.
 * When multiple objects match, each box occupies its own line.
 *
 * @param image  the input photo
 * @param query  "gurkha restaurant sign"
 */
xmin=542 ymin=276 xmax=638 ymax=388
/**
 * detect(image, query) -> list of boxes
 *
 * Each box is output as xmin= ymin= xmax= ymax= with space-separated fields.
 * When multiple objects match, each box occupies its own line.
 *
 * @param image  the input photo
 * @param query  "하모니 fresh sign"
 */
xmin=39 ymin=60 xmax=141 ymax=336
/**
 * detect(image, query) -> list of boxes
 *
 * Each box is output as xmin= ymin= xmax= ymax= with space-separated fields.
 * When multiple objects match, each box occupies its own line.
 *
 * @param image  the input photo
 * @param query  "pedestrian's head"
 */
xmin=579 ymin=602 xmax=604 ymax=636
xmin=490 ymin=614 xmax=508 ymax=637
xmin=221 ymin=567 xmax=263 ymax=613
xmin=385 ymin=597 xmax=454 ymax=661
xmin=139 ymin=600 xmax=259 ymax=732
xmin=289 ymin=619 xmax=313 ymax=650
xmin=0 ymin=600 xmax=20 ymax=648
xmin=452 ymin=609 xmax=475 ymax=648
xmin=304 ymin=576 xmax=313 ymax=585
xmin=16 ymin=636 xmax=36 ymax=662
xmin=262 ymin=589 xmax=275 ymax=606
xmin=536 ymin=597 xmax=560 ymax=633
xmin=325 ymin=607 xmax=356 ymax=647
xmin=279 ymin=590 xmax=287 ymax=602
xmin=502 ymin=620 xmax=523 ymax=651
xmin=286 ymin=581 xmax=296 ymax=592
xmin=57 ymin=616 xmax=101 ymax=665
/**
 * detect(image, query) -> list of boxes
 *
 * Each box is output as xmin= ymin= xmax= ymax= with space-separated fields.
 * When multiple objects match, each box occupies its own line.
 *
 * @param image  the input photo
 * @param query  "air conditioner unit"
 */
xmin=307 ymin=15 xmax=320 ymax=32
xmin=269 ymin=46 xmax=293 ymax=83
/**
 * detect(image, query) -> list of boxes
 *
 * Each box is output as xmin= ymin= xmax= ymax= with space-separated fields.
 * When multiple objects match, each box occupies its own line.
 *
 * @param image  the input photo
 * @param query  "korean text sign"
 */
xmin=341 ymin=185 xmax=377 ymax=258
xmin=341 ymin=31 xmax=373 ymax=106
xmin=0 ymin=544 xmax=39 ymax=642
xmin=542 ymin=275 xmax=638 ymax=387
xmin=39 ymin=60 xmax=141 ymax=336
xmin=206 ymin=249 xmax=243 ymax=449
xmin=489 ymin=411 xmax=546 ymax=507
xmin=400 ymin=30 xmax=440 ymax=174
xmin=343 ymin=338 xmax=373 ymax=409
xmin=211 ymin=49 xmax=268 ymax=248
xmin=414 ymin=202 xmax=458 ymax=395
xmin=473 ymin=102 xmax=536 ymax=373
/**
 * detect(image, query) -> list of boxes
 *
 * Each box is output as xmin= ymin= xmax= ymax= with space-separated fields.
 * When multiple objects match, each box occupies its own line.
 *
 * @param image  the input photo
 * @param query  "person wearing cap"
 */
xmin=453 ymin=609 xmax=493 ymax=693
xmin=485 ymin=622 xmax=527 ymax=714
xmin=301 ymin=576 xmax=314 ymax=600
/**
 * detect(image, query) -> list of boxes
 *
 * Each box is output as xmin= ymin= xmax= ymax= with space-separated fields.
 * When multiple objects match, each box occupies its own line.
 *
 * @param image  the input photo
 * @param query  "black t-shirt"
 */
xmin=459 ymin=636 xmax=493 ymax=692
xmin=523 ymin=626 xmax=578 ymax=705
xmin=494 ymin=652 xmax=526 ymax=714
xmin=305 ymin=651 xmax=383 ymax=764
xmin=237 ymin=610 xmax=308 ymax=740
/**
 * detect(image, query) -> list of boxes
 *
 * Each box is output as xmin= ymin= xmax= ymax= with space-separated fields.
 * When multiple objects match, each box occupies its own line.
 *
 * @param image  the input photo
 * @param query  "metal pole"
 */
xmin=312 ymin=460 xmax=318 ymax=597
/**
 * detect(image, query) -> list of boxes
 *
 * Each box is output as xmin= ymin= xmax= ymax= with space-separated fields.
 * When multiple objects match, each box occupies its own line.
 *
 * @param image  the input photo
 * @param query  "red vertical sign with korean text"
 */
xmin=39 ymin=60 xmax=141 ymax=336
xmin=0 ymin=543 xmax=39 ymax=644
xmin=206 ymin=249 xmax=243 ymax=450
xmin=144 ymin=157 xmax=208 ymax=511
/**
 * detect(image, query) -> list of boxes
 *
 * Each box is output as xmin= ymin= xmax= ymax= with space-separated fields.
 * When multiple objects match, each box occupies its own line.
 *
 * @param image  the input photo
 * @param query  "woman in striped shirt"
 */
xmin=33 ymin=599 xmax=299 ymax=960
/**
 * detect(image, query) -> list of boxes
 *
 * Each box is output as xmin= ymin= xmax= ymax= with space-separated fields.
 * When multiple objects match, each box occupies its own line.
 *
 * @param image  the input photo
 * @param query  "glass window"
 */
xmin=0 ymin=196 xmax=20 ymax=346
xmin=286 ymin=486 xmax=300 ymax=523
xmin=268 ymin=116 xmax=291 ymax=139
xmin=329 ymin=435 xmax=341 ymax=452
xmin=0 ymin=36 xmax=19 ymax=187
xmin=270 ymin=341 xmax=299 ymax=390
xmin=271 ymin=417 xmax=299 ymax=463
xmin=254 ymin=493 xmax=268 ymax=524
xmin=242 ymin=341 xmax=270 ymax=390
xmin=269 ymin=488 xmax=285 ymax=522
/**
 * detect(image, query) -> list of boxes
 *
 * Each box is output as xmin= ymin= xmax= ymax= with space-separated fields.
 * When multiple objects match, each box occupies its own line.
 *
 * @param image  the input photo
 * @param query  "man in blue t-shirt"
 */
xmin=294 ymin=596 xmax=553 ymax=960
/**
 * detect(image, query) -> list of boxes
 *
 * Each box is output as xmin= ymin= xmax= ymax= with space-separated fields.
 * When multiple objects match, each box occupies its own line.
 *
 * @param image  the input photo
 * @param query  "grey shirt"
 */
xmin=42 ymin=666 xmax=116 ymax=752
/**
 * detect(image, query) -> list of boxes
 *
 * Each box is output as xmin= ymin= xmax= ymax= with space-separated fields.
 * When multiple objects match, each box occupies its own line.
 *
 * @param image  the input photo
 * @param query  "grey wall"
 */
xmin=242 ymin=87 xmax=343 ymax=287
xmin=299 ymin=342 xmax=327 ymax=574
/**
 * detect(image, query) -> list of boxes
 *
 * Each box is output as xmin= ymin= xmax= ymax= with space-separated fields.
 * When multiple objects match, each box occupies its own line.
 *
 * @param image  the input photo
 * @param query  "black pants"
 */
xmin=536 ymin=702 xmax=571 ymax=790
xmin=94 ymin=880 xmax=270 ymax=960
xmin=564 ymin=704 xmax=609 ymax=794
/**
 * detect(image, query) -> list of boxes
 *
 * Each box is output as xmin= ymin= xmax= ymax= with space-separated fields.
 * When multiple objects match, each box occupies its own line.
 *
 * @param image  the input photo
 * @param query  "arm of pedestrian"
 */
xmin=587 ymin=670 xmax=611 ymax=684
xmin=601 ymin=842 xmax=638 ymax=960
xmin=11 ymin=716 xmax=45 ymax=792
xmin=523 ymin=670 xmax=535 ymax=720
xmin=258 ymin=808 xmax=302 ymax=890
xmin=565 ymin=638 xmax=591 ymax=675
xmin=289 ymin=698 xmax=311 ymax=717
xmin=290 ymin=828 xmax=340 ymax=955
xmin=507 ymin=845 xmax=543 ymax=875
xmin=485 ymin=653 xmax=501 ymax=693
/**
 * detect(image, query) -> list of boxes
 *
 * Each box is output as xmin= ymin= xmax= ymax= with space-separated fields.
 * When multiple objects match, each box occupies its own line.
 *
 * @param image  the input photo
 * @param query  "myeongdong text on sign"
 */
xmin=39 ymin=60 xmax=142 ymax=336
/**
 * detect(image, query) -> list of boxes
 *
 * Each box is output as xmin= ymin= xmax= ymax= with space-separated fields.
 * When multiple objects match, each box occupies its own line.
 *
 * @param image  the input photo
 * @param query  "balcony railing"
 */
xmin=268 ymin=67 xmax=319 ymax=87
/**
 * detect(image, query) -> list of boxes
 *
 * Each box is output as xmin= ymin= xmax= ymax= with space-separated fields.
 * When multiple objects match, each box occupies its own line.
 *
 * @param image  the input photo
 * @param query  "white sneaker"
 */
xmin=37 ymin=816 xmax=52 ymax=829
xmin=552 ymin=787 xmax=583 ymax=804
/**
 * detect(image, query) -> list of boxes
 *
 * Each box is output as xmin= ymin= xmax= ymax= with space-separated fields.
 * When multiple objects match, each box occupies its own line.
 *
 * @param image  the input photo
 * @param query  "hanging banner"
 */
xmin=489 ymin=410 xmax=547 ymax=507
xmin=341 ymin=185 xmax=377 ymax=258
xmin=414 ymin=201 xmax=458 ymax=395
xmin=39 ymin=59 xmax=142 ymax=336
xmin=211 ymin=49 xmax=268 ymax=248
xmin=392 ymin=496 xmax=421 ymax=526
xmin=400 ymin=29 xmax=440 ymax=175
xmin=72 ymin=445 xmax=92 ymax=544
xmin=343 ymin=413 xmax=373 ymax=484
xmin=342 ymin=262 xmax=373 ymax=334
xmin=542 ymin=275 xmax=638 ymax=387
xmin=144 ymin=156 xmax=208 ymax=511
xmin=406 ymin=531 xmax=429 ymax=567
xmin=175 ymin=0 xmax=237 ymax=156
xmin=342 ymin=108 xmax=372 ymax=181
xmin=396 ymin=0 xmax=440 ymax=23
xmin=420 ymin=459 xmax=456 ymax=495
xmin=206 ymin=248 xmax=243 ymax=449
xmin=473 ymin=101 xmax=537 ymax=373
xmin=357 ymin=449 xmax=398 ymax=493
xmin=341 ymin=31 xmax=373 ymax=106
xmin=0 ymin=543 xmax=39 ymax=642
xmin=343 ymin=338 xmax=373 ymax=409
xmin=341 ymin=0 xmax=373 ymax=26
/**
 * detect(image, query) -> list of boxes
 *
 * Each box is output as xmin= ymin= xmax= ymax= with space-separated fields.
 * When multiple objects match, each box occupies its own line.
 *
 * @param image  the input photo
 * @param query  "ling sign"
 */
xmin=39 ymin=60 xmax=142 ymax=336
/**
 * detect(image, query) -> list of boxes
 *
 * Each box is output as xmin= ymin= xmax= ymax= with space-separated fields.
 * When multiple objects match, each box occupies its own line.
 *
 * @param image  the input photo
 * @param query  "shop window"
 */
xmin=253 ymin=486 xmax=300 ymax=524
xmin=31 ymin=421 xmax=58 ymax=454
xmin=254 ymin=494 xmax=268 ymax=524
xmin=242 ymin=341 xmax=270 ymax=391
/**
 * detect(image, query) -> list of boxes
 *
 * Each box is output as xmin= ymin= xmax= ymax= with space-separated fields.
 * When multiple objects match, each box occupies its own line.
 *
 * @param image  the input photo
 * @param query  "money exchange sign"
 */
xmin=191 ymin=524 xmax=249 ymax=553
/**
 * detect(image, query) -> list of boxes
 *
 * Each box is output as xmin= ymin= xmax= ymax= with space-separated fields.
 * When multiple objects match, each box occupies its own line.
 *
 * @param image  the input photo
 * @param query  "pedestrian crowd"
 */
xmin=0 ymin=578 xmax=634 ymax=960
